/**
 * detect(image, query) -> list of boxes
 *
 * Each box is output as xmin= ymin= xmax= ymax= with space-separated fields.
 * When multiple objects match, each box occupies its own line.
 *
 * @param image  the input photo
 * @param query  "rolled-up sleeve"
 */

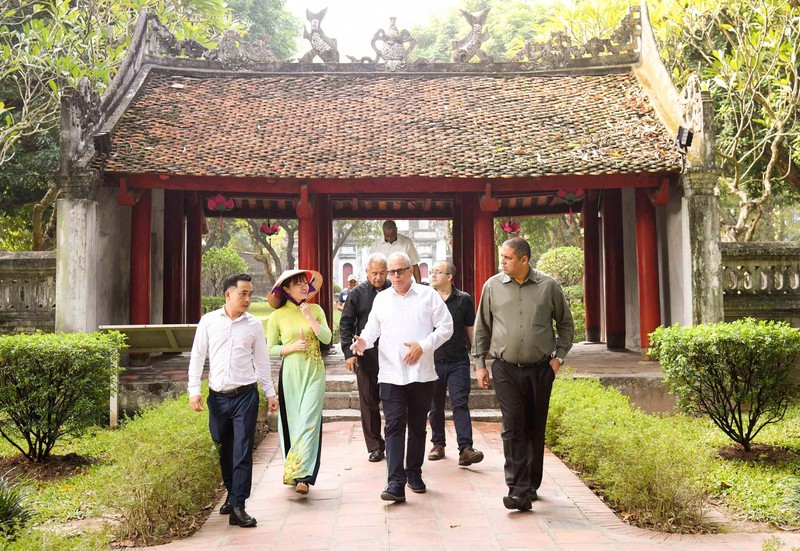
xmin=420 ymin=293 xmax=453 ymax=353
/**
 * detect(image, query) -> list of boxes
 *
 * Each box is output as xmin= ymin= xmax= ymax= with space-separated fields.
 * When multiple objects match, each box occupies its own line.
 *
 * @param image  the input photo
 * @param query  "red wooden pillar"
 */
xmin=185 ymin=192 xmax=203 ymax=323
xmin=317 ymin=194 xmax=333 ymax=342
xmin=297 ymin=184 xmax=316 ymax=272
xmin=461 ymin=193 xmax=476 ymax=301
xmin=163 ymin=190 xmax=185 ymax=324
xmin=474 ymin=195 xmax=496 ymax=302
xmin=583 ymin=191 xmax=601 ymax=342
xmin=635 ymin=188 xmax=661 ymax=350
xmin=130 ymin=189 xmax=152 ymax=325
xmin=452 ymin=194 xmax=463 ymax=291
xmin=602 ymin=189 xmax=626 ymax=349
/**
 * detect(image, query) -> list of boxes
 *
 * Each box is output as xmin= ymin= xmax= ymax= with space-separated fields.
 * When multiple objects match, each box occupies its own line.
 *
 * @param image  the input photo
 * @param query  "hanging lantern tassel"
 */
xmin=553 ymin=189 xmax=585 ymax=226
xmin=207 ymin=194 xmax=235 ymax=233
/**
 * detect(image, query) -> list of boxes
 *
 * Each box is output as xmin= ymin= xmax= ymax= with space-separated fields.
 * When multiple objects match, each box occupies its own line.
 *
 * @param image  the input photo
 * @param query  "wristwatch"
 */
xmin=552 ymin=355 xmax=565 ymax=367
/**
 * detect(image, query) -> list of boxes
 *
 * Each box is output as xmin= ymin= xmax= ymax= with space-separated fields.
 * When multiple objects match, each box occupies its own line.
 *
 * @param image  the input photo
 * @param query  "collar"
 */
xmin=218 ymin=307 xmax=252 ymax=321
xmin=500 ymin=265 xmax=542 ymax=285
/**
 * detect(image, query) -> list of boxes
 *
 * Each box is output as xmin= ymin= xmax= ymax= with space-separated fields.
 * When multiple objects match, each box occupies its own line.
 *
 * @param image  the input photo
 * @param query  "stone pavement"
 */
xmin=147 ymin=420 xmax=800 ymax=551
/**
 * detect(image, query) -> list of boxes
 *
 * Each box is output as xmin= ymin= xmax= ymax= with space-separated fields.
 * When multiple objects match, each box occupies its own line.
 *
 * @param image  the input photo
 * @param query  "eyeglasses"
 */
xmin=387 ymin=267 xmax=411 ymax=276
xmin=430 ymin=270 xmax=451 ymax=276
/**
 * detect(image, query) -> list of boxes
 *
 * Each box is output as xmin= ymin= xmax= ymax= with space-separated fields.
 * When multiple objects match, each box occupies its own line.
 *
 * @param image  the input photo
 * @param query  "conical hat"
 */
xmin=268 ymin=269 xmax=323 ymax=309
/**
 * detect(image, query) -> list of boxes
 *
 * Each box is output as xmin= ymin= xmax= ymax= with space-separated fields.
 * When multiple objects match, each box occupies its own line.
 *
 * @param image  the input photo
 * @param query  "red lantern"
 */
xmin=501 ymin=220 xmax=521 ymax=233
xmin=207 ymin=194 xmax=234 ymax=231
xmin=260 ymin=221 xmax=279 ymax=236
xmin=551 ymin=189 xmax=585 ymax=224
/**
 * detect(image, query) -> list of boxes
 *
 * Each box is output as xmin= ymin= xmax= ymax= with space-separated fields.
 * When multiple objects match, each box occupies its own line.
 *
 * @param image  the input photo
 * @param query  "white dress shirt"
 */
xmin=188 ymin=308 xmax=275 ymax=398
xmin=369 ymin=233 xmax=422 ymax=265
xmin=359 ymin=282 xmax=453 ymax=385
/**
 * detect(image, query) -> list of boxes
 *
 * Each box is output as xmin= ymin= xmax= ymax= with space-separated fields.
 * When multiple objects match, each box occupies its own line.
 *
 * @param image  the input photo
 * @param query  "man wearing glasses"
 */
xmin=350 ymin=252 xmax=453 ymax=502
xmin=339 ymin=253 xmax=391 ymax=462
xmin=428 ymin=261 xmax=484 ymax=467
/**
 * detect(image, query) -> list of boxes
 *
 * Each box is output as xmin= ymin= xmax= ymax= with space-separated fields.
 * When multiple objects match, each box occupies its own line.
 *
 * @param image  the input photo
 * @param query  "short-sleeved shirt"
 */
xmin=338 ymin=288 xmax=351 ymax=303
xmin=369 ymin=233 xmax=421 ymax=265
xmin=435 ymin=286 xmax=475 ymax=363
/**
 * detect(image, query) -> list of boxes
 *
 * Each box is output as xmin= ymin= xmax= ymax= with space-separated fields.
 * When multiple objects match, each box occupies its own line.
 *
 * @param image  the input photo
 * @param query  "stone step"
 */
xmin=321 ymin=408 xmax=502 ymax=423
xmin=322 ymin=389 xmax=499 ymax=410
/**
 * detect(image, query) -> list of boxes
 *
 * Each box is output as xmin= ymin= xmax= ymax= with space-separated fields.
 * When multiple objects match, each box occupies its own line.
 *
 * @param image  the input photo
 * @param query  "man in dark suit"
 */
xmin=339 ymin=253 xmax=391 ymax=462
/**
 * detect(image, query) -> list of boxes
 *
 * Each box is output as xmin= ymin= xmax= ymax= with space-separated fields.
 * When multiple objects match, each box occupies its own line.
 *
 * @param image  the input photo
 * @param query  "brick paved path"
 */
xmin=147 ymin=420 xmax=799 ymax=551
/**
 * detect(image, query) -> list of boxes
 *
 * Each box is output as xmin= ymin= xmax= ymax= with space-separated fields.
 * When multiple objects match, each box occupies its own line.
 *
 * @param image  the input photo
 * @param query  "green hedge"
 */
xmin=547 ymin=377 xmax=709 ymax=532
xmin=201 ymin=296 xmax=225 ymax=314
xmin=649 ymin=319 xmax=800 ymax=451
xmin=0 ymin=332 xmax=125 ymax=462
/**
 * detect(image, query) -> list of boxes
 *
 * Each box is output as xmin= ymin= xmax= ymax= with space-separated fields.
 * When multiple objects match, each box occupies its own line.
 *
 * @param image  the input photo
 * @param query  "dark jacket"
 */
xmin=339 ymin=280 xmax=391 ymax=369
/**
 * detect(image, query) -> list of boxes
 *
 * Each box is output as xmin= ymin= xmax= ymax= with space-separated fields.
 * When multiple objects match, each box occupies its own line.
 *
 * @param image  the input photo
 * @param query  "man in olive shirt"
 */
xmin=472 ymin=237 xmax=574 ymax=512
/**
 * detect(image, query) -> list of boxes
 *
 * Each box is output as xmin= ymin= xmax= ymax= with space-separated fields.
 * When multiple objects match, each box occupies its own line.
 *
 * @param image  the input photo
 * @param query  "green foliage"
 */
xmin=105 ymin=394 xmax=220 ymax=544
xmin=201 ymin=295 xmax=225 ymax=314
xmin=649 ymin=319 xmax=800 ymax=451
xmin=0 ymin=476 xmax=30 ymax=538
xmin=564 ymin=285 xmax=586 ymax=342
xmin=226 ymin=0 xmax=299 ymax=59
xmin=0 ymin=209 xmax=33 ymax=251
xmin=547 ymin=377 xmax=709 ymax=531
xmin=201 ymin=246 xmax=249 ymax=296
xmin=0 ymin=332 xmax=126 ymax=462
xmin=536 ymin=246 xmax=584 ymax=286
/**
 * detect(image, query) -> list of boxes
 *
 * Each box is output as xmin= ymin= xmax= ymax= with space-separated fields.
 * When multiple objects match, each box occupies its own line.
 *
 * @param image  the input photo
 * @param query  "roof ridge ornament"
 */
xmin=371 ymin=17 xmax=416 ymax=71
xmin=145 ymin=13 xmax=208 ymax=59
xmin=451 ymin=8 xmax=493 ymax=63
xmin=204 ymin=30 xmax=279 ymax=67
xmin=299 ymin=8 xmax=340 ymax=63
xmin=512 ymin=4 xmax=640 ymax=67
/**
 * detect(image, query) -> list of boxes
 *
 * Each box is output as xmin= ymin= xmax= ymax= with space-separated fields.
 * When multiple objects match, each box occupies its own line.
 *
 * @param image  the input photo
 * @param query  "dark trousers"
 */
xmin=429 ymin=358 xmax=473 ymax=451
xmin=356 ymin=358 xmax=384 ymax=453
xmin=207 ymin=388 xmax=259 ymax=507
xmin=381 ymin=381 xmax=435 ymax=487
xmin=492 ymin=358 xmax=555 ymax=497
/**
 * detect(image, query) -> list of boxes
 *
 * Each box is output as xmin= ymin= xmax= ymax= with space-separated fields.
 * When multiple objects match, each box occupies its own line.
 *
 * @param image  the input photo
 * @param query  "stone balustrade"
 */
xmin=0 ymin=251 xmax=56 ymax=334
xmin=721 ymin=242 xmax=800 ymax=326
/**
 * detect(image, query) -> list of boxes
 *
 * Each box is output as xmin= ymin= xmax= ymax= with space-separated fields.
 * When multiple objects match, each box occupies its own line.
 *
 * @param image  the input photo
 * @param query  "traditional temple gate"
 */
xmin=56 ymin=1 xmax=723 ymax=351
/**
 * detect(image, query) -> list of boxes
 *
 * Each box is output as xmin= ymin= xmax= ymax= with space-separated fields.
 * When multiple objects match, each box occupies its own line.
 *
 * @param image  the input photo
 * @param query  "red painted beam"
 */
xmin=130 ymin=189 xmax=152 ymax=325
xmin=113 ymin=172 xmax=670 ymax=195
xmin=635 ymin=188 xmax=661 ymax=350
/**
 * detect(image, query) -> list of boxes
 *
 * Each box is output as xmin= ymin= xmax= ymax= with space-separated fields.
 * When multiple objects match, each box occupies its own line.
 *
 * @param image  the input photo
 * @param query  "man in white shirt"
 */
xmin=351 ymin=252 xmax=453 ymax=502
xmin=188 ymin=273 xmax=279 ymax=528
xmin=369 ymin=220 xmax=423 ymax=283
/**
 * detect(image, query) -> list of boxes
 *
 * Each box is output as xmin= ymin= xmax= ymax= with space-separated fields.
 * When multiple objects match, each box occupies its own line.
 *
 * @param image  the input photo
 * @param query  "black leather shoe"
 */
xmin=229 ymin=506 xmax=257 ymax=527
xmin=380 ymin=484 xmax=406 ymax=502
xmin=529 ymin=489 xmax=538 ymax=502
xmin=368 ymin=450 xmax=385 ymax=462
xmin=407 ymin=474 xmax=426 ymax=494
xmin=219 ymin=494 xmax=233 ymax=515
xmin=503 ymin=495 xmax=532 ymax=511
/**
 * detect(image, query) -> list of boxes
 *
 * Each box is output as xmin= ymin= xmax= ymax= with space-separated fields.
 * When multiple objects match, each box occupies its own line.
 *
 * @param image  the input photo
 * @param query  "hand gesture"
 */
xmin=299 ymin=302 xmax=315 ymax=323
xmin=403 ymin=342 xmax=423 ymax=365
xmin=350 ymin=335 xmax=366 ymax=356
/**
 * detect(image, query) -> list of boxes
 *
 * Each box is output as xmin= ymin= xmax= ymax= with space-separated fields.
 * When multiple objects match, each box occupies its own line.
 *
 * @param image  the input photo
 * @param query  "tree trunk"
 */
xmin=31 ymin=184 xmax=58 ymax=251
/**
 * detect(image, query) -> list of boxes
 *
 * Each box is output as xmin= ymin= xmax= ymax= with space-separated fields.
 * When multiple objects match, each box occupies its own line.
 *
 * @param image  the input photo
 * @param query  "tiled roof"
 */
xmin=103 ymin=70 xmax=682 ymax=179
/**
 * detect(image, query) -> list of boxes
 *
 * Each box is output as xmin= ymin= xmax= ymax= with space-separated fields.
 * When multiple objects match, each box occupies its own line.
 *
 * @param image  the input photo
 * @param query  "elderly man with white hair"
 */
xmin=351 ymin=252 xmax=453 ymax=502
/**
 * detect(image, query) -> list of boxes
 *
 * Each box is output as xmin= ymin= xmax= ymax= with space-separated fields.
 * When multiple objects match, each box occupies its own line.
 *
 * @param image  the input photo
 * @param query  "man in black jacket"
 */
xmin=339 ymin=252 xmax=390 ymax=461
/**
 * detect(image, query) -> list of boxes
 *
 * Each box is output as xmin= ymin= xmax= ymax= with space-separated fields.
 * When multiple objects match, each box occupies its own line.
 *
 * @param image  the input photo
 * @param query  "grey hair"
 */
xmin=387 ymin=251 xmax=412 ymax=268
xmin=365 ymin=252 xmax=388 ymax=269
xmin=435 ymin=260 xmax=456 ymax=277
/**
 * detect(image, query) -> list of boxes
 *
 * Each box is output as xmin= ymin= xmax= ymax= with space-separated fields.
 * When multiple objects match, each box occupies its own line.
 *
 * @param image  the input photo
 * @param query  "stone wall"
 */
xmin=722 ymin=242 xmax=800 ymax=326
xmin=0 ymin=251 xmax=56 ymax=334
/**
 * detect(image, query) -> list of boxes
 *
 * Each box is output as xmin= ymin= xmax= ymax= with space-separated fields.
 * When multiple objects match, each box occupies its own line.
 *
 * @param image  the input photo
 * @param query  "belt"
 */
xmin=499 ymin=357 xmax=550 ymax=369
xmin=209 ymin=382 xmax=258 ymax=398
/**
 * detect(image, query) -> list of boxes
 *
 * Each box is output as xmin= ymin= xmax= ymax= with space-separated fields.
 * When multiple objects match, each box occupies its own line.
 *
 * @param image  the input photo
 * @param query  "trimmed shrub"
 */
xmin=0 ymin=476 xmax=30 ymax=538
xmin=202 ymin=246 xmax=248 ymax=295
xmin=106 ymin=393 xmax=221 ymax=544
xmin=0 ymin=332 xmax=125 ymax=462
xmin=201 ymin=295 xmax=225 ymax=314
xmin=649 ymin=319 xmax=800 ymax=451
xmin=536 ymin=246 xmax=584 ymax=286
xmin=547 ymin=377 xmax=709 ymax=531
xmin=563 ymin=285 xmax=586 ymax=342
